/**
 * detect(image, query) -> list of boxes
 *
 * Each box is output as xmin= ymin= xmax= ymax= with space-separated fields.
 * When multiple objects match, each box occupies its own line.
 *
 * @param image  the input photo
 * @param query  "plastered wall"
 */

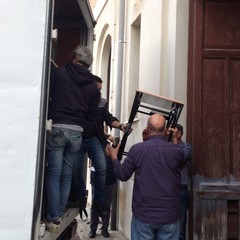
xmin=91 ymin=0 xmax=189 ymax=238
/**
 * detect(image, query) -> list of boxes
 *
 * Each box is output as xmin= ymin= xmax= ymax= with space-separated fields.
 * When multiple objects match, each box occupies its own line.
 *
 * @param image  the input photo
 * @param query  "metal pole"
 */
xmin=111 ymin=0 xmax=126 ymax=231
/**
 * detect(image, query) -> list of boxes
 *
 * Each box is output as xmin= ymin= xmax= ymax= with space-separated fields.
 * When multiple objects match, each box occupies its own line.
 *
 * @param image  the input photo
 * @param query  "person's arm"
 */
xmin=167 ymin=127 xmax=178 ymax=144
xmin=102 ymin=107 xmax=119 ymax=127
xmin=102 ymin=107 xmax=131 ymax=133
xmin=87 ymin=91 xmax=101 ymax=123
xmin=105 ymin=144 xmax=134 ymax=181
xmin=111 ymin=120 xmax=127 ymax=132
xmin=183 ymin=143 xmax=192 ymax=163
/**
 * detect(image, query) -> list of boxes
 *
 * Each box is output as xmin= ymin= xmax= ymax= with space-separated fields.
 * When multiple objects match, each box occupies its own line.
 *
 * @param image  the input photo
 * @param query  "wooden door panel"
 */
xmin=188 ymin=0 xmax=240 ymax=238
xmin=203 ymin=1 xmax=240 ymax=49
xmin=193 ymin=197 xmax=228 ymax=239
xmin=201 ymin=58 xmax=229 ymax=177
xmin=190 ymin=0 xmax=240 ymax=178
xmin=230 ymin=59 xmax=240 ymax=177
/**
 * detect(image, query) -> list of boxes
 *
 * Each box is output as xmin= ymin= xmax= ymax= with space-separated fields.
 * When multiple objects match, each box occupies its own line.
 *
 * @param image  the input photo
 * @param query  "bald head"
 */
xmin=147 ymin=114 xmax=166 ymax=135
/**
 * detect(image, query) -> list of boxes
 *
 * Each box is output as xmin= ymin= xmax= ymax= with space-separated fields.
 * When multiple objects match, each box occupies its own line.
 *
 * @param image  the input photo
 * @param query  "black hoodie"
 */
xmin=48 ymin=63 xmax=100 ymax=128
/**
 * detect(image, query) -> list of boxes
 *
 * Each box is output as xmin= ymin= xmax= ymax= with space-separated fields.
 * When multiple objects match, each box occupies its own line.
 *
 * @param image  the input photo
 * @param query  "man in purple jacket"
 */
xmin=106 ymin=113 xmax=185 ymax=240
xmin=45 ymin=45 xmax=100 ymax=233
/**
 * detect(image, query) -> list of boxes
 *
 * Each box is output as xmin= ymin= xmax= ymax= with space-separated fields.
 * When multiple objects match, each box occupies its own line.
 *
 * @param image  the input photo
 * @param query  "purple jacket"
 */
xmin=113 ymin=135 xmax=184 ymax=225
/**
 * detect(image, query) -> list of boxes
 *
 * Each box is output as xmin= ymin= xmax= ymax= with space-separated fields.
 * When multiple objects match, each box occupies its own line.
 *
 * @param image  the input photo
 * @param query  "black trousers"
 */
xmin=90 ymin=183 xmax=115 ymax=231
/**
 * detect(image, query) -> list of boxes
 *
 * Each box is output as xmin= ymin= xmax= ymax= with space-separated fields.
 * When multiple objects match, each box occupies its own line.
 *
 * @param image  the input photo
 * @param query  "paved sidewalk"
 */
xmin=75 ymin=206 xmax=128 ymax=240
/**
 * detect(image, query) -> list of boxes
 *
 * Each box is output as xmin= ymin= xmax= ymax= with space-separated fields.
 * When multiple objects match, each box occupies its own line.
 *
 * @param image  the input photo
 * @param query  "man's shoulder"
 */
xmin=182 ymin=142 xmax=192 ymax=150
xmin=182 ymin=142 xmax=192 ymax=159
xmin=129 ymin=141 xmax=146 ymax=152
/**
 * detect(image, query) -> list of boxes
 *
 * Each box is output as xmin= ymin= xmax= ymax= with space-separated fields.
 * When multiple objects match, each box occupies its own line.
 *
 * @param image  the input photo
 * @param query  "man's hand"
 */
xmin=167 ymin=126 xmax=178 ymax=144
xmin=121 ymin=123 xmax=133 ymax=135
xmin=106 ymin=144 xmax=120 ymax=161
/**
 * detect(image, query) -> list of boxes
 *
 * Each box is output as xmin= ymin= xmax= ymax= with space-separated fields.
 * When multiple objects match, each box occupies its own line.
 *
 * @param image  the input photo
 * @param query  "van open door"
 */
xmin=33 ymin=1 xmax=96 ymax=240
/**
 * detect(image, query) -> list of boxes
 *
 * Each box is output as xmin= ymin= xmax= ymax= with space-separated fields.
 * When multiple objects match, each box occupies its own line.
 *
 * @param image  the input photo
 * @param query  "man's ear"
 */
xmin=146 ymin=126 xmax=152 ymax=135
xmin=142 ymin=127 xmax=149 ymax=141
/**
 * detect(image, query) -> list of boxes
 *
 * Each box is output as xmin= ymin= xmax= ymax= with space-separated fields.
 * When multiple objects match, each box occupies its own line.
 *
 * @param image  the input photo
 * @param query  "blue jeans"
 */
xmin=45 ymin=127 xmax=82 ymax=221
xmin=73 ymin=137 xmax=106 ymax=203
xmin=131 ymin=214 xmax=179 ymax=240
xmin=179 ymin=186 xmax=189 ymax=240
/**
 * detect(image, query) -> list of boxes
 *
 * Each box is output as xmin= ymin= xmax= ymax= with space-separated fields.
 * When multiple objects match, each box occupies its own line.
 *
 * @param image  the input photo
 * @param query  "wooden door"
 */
xmin=188 ymin=0 xmax=240 ymax=239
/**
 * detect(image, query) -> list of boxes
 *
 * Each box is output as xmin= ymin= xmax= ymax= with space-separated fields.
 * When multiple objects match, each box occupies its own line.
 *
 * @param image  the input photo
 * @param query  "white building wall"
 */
xmin=91 ymin=0 xmax=189 ymax=238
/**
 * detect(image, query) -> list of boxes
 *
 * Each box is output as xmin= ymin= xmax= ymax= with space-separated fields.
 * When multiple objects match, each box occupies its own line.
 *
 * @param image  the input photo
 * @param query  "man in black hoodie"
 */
xmin=45 ymin=45 xmax=100 ymax=233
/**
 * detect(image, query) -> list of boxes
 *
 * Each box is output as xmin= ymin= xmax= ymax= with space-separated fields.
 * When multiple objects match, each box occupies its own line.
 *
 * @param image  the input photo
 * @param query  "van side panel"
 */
xmin=0 ymin=1 xmax=48 ymax=239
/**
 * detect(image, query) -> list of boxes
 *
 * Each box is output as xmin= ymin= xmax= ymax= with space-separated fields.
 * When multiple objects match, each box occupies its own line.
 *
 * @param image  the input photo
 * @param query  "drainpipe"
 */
xmin=111 ymin=0 xmax=126 ymax=231
xmin=114 ymin=0 xmax=125 ymax=124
